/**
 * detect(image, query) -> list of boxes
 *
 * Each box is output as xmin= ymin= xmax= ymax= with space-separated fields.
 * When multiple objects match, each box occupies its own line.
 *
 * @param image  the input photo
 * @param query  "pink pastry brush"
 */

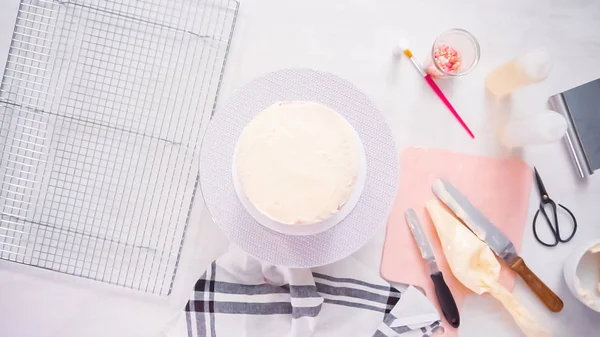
xmin=395 ymin=38 xmax=475 ymax=139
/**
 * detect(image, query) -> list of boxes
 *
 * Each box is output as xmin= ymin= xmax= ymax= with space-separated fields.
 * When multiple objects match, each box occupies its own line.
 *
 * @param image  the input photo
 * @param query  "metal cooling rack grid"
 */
xmin=0 ymin=0 xmax=238 ymax=295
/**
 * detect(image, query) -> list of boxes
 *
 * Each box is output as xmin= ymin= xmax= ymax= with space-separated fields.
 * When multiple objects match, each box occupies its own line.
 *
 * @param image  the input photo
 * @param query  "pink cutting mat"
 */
xmin=380 ymin=147 xmax=532 ymax=336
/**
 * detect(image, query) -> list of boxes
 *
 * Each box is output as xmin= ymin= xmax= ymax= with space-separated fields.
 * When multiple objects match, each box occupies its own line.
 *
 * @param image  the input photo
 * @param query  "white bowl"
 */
xmin=231 ymin=131 xmax=367 ymax=236
xmin=564 ymin=240 xmax=600 ymax=313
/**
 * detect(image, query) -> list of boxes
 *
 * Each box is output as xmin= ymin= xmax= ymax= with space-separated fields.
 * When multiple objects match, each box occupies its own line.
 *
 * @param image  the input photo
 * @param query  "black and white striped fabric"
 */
xmin=180 ymin=247 xmax=441 ymax=337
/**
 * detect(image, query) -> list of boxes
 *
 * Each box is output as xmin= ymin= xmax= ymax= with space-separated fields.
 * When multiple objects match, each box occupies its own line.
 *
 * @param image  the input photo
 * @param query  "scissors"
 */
xmin=532 ymin=167 xmax=577 ymax=247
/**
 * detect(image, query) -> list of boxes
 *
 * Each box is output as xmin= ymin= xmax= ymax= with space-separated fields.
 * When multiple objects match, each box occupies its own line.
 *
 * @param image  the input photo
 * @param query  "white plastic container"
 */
xmin=500 ymin=110 xmax=567 ymax=148
xmin=564 ymin=240 xmax=600 ymax=313
xmin=485 ymin=50 xmax=553 ymax=97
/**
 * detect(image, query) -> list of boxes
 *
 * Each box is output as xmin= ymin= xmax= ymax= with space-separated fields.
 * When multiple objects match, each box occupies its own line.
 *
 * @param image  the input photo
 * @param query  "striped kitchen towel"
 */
xmin=175 ymin=247 xmax=441 ymax=337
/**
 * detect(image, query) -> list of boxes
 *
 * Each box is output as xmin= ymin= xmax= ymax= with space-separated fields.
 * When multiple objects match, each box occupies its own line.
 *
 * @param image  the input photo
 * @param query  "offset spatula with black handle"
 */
xmin=404 ymin=208 xmax=460 ymax=328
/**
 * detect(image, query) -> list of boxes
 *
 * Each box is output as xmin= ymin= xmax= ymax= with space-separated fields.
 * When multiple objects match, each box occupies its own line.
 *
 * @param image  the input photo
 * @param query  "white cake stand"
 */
xmin=199 ymin=69 xmax=398 ymax=268
xmin=231 ymin=127 xmax=367 ymax=236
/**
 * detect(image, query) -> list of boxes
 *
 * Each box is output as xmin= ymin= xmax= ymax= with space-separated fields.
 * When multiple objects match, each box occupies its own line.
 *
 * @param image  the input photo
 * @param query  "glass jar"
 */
xmin=424 ymin=28 xmax=480 ymax=78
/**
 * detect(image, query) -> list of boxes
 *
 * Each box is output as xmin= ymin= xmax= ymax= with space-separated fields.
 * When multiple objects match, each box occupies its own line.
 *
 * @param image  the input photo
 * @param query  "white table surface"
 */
xmin=1 ymin=0 xmax=600 ymax=336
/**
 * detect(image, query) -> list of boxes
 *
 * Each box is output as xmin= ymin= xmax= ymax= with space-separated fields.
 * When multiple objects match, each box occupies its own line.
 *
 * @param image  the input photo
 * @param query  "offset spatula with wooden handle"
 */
xmin=432 ymin=179 xmax=564 ymax=313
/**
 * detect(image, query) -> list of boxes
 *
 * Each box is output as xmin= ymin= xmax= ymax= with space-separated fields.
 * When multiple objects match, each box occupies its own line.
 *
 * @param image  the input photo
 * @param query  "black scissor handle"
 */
xmin=556 ymin=203 xmax=577 ymax=242
xmin=533 ymin=203 xmax=558 ymax=247
xmin=533 ymin=200 xmax=577 ymax=247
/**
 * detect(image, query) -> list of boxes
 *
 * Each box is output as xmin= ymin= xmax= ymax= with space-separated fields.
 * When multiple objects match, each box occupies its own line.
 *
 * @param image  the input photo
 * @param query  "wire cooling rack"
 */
xmin=0 ymin=0 xmax=238 ymax=295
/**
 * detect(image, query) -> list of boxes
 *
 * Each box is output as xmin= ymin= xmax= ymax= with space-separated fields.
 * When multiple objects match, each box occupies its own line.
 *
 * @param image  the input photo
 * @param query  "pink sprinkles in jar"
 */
xmin=426 ymin=44 xmax=462 ymax=77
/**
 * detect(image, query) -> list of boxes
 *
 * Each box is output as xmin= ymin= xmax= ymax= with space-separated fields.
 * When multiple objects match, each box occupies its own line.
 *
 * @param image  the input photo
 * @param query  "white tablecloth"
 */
xmin=1 ymin=0 xmax=600 ymax=336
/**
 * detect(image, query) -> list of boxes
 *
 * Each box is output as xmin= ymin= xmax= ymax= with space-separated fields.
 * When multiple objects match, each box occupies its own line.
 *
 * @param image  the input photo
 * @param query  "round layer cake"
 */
xmin=235 ymin=101 xmax=359 ymax=225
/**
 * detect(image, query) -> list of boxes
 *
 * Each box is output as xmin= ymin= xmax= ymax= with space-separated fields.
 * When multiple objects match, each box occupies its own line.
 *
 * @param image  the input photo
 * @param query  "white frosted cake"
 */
xmin=235 ymin=101 xmax=359 ymax=225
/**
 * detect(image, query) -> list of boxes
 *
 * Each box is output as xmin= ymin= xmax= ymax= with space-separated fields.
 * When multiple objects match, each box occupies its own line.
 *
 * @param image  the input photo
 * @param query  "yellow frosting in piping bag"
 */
xmin=425 ymin=200 xmax=550 ymax=337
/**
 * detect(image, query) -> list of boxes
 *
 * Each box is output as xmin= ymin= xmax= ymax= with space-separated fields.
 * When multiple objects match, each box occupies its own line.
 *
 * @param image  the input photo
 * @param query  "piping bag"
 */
xmin=425 ymin=200 xmax=550 ymax=337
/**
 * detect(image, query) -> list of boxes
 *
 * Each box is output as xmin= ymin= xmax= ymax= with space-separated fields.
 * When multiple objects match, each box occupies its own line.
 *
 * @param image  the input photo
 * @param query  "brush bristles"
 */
xmin=403 ymin=49 xmax=413 ymax=58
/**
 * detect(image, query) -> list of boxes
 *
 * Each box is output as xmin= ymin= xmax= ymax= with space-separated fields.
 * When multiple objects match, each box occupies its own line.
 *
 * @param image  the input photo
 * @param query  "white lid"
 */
xmin=515 ymin=49 xmax=553 ymax=81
